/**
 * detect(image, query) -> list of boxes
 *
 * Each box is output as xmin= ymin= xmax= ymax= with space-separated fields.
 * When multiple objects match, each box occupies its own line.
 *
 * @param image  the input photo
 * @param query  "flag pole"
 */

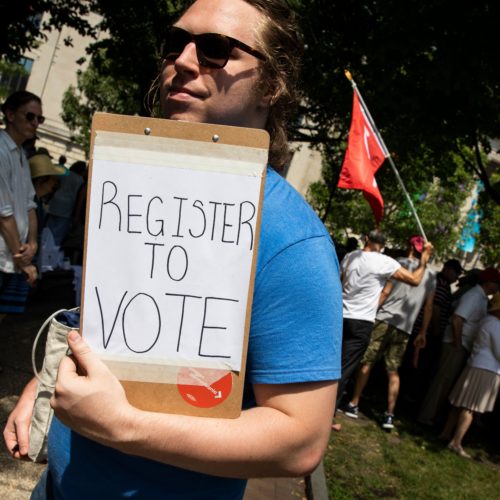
xmin=344 ymin=70 xmax=428 ymax=241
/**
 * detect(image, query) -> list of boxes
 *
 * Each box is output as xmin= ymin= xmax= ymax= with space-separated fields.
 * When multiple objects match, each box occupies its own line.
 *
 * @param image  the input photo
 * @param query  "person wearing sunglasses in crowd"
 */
xmin=0 ymin=91 xmax=41 ymax=334
xmin=4 ymin=1 xmax=342 ymax=498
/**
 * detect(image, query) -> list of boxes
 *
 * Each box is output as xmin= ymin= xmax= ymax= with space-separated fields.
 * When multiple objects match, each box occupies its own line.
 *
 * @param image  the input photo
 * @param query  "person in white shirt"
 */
xmin=340 ymin=236 xmax=436 ymax=430
xmin=0 ymin=91 xmax=40 ymax=370
xmin=335 ymin=230 xmax=433 ymax=415
xmin=418 ymin=267 xmax=500 ymax=427
xmin=440 ymin=293 xmax=500 ymax=458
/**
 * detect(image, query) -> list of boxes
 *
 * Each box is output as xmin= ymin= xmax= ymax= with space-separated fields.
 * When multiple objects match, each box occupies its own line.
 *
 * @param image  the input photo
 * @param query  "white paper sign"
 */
xmin=82 ymin=131 xmax=266 ymax=379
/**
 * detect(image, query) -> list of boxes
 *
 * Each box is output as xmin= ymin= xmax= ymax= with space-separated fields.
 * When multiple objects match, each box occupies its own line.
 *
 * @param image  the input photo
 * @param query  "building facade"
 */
xmin=1 ymin=13 xmax=102 ymax=165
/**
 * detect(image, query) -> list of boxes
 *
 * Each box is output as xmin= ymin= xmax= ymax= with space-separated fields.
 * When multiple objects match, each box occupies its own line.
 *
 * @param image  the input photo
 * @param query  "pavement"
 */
xmin=0 ymin=270 xmax=310 ymax=499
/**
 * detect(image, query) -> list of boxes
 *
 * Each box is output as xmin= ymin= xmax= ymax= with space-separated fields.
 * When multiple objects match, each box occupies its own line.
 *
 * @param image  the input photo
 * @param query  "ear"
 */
xmin=257 ymin=82 xmax=280 ymax=109
xmin=4 ymin=109 xmax=15 ymax=124
xmin=256 ymin=91 xmax=272 ymax=110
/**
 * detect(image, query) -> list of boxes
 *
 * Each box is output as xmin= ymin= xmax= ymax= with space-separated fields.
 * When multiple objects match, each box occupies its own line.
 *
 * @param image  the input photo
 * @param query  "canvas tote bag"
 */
xmin=28 ymin=308 xmax=80 ymax=462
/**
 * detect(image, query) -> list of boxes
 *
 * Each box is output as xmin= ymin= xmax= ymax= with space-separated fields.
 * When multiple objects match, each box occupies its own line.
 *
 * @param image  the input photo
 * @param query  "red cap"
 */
xmin=409 ymin=235 xmax=425 ymax=253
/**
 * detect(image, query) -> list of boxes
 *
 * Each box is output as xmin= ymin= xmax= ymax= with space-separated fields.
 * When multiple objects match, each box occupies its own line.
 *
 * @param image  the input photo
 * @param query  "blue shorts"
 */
xmin=0 ymin=272 xmax=30 ymax=313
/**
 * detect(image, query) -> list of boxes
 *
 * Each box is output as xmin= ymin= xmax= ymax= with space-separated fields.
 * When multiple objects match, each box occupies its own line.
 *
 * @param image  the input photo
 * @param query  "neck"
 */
xmin=363 ymin=243 xmax=381 ymax=253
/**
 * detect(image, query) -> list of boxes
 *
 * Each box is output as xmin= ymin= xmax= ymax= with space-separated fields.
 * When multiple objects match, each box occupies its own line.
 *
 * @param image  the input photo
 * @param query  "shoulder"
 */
xmin=342 ymin=248 xmax=361 ymax=263
xmin=455 ymin=285 xmax=485 ymax=314
xmin=0 ymin=130 xmax=12 ymax=157
xmin=378 ymin=252 xmax=401 ymax=270
xmin=262 ymin=168 xmax=327 ymax=234
xmin=397 ymin=256 xmax=416 ymax=270
xmin=463 ymin=285 xmax=486 ymax=303
xmin=258 ymin=168 xmax=334 ymax=272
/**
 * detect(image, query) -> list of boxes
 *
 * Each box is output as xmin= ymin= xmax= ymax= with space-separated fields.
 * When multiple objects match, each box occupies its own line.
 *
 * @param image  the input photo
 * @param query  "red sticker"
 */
xmin=177 ymin=367 xmax=232 ymax=408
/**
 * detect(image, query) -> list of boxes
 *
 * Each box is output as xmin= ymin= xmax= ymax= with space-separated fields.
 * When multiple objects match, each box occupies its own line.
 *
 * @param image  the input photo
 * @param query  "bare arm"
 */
xmin=3 ymin=376 xmax=38 ymax=459
xmin=0 ymin=215 xmax=22 ymax=259
xmin=391 ymin=242 xmax=433 ymax=286
xmin=25 ymin=208 xmax=38 ymax=257
xmin=378 ymin=280 xmax=393 ymax=307
xmin=14 ymin=210 xmax=38 ymax=284
xmin=51 ymin=333 xmax=337 ymax=478
xmin=0 ymin=210 xmax=37 ymax=269
xmin=414 ymin=291 xmax=435 ymax=349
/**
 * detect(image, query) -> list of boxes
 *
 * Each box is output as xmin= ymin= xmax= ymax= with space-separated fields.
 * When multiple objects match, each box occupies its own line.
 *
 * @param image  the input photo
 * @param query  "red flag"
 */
xmin=338 ymin=91 xmax=388 ymax=223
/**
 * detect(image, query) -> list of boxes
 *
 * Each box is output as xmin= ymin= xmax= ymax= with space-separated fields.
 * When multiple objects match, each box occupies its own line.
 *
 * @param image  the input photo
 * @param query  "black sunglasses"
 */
xmin=25 ymin=112 xmax=45 ymax=124
xmin=161 ymin=26 xmax=265 ymax=69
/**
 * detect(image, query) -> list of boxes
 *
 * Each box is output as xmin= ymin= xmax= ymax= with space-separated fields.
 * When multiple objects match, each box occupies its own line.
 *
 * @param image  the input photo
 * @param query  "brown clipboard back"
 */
xmin=81 ymin=112 xmax=269 ymax=418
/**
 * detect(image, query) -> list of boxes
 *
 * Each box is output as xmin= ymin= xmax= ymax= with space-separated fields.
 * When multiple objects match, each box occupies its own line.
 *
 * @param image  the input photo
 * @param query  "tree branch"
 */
xmin=473 ymin=138 xmax=500 ymax=205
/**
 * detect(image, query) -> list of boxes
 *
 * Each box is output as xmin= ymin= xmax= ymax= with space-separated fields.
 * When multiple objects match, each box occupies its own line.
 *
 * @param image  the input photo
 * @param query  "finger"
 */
xmin=18 ymin=256 xmax=30 ymax=266
xmin=3 ymin=418 xmax=29 ymax=459
xmin=14 ymin=418 xmax=31 ymax=457
xmin=23 ymin=270 xmax=36 ymax=286
xmin=66 ymin=331 xmax=106 ymax=377
xmin=57 ymin=352 xmax=80 ymax=381
xmin=3 ymin=421 xmax=19 ymax=456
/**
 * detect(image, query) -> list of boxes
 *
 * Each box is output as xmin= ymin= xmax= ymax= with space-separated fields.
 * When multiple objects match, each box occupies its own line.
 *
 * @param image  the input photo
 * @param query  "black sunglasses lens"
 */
xmin=196 ymin=34 xmax=231 ymax=68
xmin=25 ymin=112 xmax=45 ymax=124
xmin=163 ymin=28 xmax=231 ymax=69
xmin=163 ymin=27 xmax=191 ymax=60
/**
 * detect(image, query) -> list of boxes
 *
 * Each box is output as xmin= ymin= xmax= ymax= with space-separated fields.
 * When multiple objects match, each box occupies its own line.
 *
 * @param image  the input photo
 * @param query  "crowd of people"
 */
xmin=0 ymin=91 xmax=88 ymax=327
xmin=335 ymin=230 xmax=500 ymax=459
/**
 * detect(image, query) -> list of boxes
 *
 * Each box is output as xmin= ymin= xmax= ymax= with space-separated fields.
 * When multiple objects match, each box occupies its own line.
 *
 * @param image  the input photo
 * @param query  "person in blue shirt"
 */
xmin=4 ymin=1 xmax=342 ymax=498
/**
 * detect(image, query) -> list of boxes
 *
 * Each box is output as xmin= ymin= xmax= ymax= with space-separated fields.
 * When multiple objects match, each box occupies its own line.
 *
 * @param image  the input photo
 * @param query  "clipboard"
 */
xmin=80 ymin=112 xmax=269 ymax=418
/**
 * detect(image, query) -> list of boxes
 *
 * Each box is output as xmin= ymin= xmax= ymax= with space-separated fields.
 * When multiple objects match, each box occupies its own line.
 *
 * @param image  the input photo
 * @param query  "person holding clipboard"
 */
xmin=4 ymin=1 xmax=342 ymax=498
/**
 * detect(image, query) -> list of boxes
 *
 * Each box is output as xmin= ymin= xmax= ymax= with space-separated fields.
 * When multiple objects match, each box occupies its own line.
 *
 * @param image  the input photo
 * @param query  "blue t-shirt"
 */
xmin=47 ymin=167 xmax=342 ymax=499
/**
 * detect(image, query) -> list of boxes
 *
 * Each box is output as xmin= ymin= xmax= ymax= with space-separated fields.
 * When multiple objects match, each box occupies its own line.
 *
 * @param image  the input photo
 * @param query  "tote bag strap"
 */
xmin=31 ymin=309 xmax=69 ymax=383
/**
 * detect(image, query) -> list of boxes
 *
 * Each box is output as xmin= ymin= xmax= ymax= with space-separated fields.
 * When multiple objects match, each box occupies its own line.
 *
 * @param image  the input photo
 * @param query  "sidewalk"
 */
xmin=0 ymin=271 xmax=311 ymax=499
xmin=245 ymin=477 xmax=306 ymax=499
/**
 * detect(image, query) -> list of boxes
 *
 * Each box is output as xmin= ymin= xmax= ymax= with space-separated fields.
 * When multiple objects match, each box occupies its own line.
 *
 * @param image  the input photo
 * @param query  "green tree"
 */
xmin=0 ymin=60 xmax=29 ymax=101
xmin=60 ymin=1 xmax=184 ymax=148
xmin=61 ymin=52 xmax=140 ymax=154
xmin=308 ymin=150 xmax=474 ymax=257
xmin=0 ymin=0 xmax=97 ymax=61
xmin=85 ymin=0 xmax=184 ymax=116
xmin=477 ymin=174 xmax=500 ymax=265
xmin=296 ymin=0 xmax=500 ymax=206
xmin=55 ymin=0 xmax=499 ymax=256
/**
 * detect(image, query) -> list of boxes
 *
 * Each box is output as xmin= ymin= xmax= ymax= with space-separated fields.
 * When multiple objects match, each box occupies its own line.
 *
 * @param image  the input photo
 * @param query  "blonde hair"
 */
xmin=243 ymin=0 xmax=302 ymax=171
xmin=147 ymin=0 xmax=302 ymax=171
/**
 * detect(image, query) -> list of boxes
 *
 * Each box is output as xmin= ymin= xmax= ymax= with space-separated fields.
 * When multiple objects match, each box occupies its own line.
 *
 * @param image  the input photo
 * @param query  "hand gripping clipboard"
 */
xmin=80 ymin=112 xmax=269 ymax=418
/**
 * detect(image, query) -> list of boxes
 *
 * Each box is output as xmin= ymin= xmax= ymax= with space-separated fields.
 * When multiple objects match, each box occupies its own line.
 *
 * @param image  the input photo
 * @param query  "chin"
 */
xmin=165 ymin=111 xmax=205 ymax=124
xmin=163 ymin=100 xmax=205 ymax=123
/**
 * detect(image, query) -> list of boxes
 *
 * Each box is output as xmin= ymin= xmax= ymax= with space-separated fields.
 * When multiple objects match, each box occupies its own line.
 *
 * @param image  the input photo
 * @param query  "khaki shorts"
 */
xmin=361 ymin=321 xmax=409 ymax=372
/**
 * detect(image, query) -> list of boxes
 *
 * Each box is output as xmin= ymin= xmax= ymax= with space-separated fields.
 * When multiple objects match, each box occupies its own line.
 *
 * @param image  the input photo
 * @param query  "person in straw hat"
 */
xmin=29 ymin=152 xmax=68 ymax=204
xmin=440 ymin=292 xmax=500 ymax=458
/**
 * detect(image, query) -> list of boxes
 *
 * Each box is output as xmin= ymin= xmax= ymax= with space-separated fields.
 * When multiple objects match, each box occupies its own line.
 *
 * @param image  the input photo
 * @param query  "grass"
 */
xmin=324 ymin=403 xmax=500 ymax=499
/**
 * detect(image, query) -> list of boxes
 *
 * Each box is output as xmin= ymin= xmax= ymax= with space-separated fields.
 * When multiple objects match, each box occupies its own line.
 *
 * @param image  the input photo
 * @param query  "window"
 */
xmin=0 ymin=58 xmax=33 ymax=97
